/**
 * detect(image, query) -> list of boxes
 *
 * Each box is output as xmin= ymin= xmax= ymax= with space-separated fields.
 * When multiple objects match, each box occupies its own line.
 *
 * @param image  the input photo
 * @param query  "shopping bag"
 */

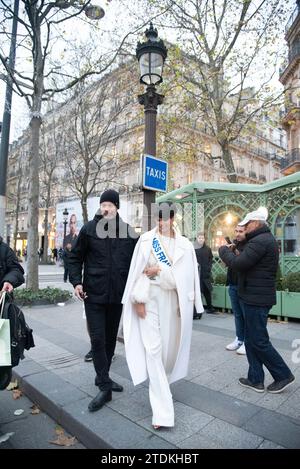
xmin=0 ymin=293 xmax=11 ymax=366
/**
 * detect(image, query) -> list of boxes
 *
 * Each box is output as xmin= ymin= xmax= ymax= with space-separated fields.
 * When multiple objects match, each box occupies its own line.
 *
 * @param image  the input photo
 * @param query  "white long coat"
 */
xmin=122 ymin=228 xmax=203 ymax=386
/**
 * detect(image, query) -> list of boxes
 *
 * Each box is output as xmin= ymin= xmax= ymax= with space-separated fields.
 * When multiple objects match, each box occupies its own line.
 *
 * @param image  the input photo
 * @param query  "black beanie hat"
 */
xmin=100 ymin=189 xmax=120 ymax=209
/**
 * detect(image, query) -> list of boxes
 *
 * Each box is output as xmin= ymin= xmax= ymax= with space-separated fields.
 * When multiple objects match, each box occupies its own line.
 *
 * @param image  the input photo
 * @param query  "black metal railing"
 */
xmin=249 ymin=170 xmax=257 ymax=179
xmin=281 ymin=148 xmax=300 ymax=169
xmin=236 ymin=166 xmax=245 ymax=175
xmin=289 ymin=42 xmax=300 ymax=63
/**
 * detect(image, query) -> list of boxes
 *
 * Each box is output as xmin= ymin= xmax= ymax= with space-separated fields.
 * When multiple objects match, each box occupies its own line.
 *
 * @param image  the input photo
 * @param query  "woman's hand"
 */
xmin=143 ymin=266 xmax=161 ymax=278
xmin=134 ymin=303 xmax=146 ymax=319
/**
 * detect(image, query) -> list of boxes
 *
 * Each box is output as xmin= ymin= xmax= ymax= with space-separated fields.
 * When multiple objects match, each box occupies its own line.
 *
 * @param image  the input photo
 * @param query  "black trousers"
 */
xmin=200 ymin=282 xmax=212 ymax=309
xmin=63 ymin=266 xmax=69 ymax=282
xmin=84 ymin=302 xmax=122 ymax=391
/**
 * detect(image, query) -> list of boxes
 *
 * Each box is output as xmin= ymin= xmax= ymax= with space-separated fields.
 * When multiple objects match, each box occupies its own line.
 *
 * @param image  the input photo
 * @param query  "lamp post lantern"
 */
xmin=136 ymin=23 xmax=167 ymax=232
xmin=63 ymin=208 xmax=69 ymax=244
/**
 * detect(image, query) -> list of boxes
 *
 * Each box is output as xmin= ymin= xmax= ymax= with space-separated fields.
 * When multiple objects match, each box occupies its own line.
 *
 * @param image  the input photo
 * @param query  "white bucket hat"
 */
xmin=238 ymin=207 xmax=268 ymax=226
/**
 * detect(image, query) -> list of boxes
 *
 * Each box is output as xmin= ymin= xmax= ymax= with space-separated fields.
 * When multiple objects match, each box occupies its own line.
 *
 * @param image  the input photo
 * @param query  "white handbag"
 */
xmin=0 ymin=292 xmax=12 ymax=367
xmin=130 ymin=273 xmax=151 ymax=304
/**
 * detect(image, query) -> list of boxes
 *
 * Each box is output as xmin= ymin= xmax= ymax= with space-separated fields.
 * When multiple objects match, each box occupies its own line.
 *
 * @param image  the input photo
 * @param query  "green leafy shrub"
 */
xmin=282 ymin=273 xmax=300 ymax=293
xmin=214 ymin=273 xmax=227 ymax=285
xmin=14 ymin=287 xmax=72 ymax=306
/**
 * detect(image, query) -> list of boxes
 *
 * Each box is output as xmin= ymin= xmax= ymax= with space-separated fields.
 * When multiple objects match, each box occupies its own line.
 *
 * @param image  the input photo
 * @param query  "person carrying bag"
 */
xmin=0 ymin=292 xmax=12 ymax=367
xmin=0 ymin=291 xmax=12 ymax=390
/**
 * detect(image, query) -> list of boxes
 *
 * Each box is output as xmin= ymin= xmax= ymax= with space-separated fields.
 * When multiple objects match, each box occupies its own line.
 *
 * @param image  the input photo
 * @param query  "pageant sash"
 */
xmin=152 ymin=235 xmax=172 ymax=267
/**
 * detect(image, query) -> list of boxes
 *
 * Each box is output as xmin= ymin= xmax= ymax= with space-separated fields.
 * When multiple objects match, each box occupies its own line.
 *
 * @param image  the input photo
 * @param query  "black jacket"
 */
xmin=194 ymin=242 xmax=213 ymax=290
xmin=219 ymin=226 xmax=279 ymax=307
xmin=0 ymin=238 xmax=25 ymax=289
xmin=226 ymin=240 xmax=246 ymax=286
xmin=68 ymin=213 xmax=138 ymax=304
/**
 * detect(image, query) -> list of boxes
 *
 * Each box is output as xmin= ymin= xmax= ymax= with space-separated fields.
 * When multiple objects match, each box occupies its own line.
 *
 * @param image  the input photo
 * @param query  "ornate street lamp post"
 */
xmin=63 ymin=208 xmax=69 ymax=244
xmin=136 ymin=23 xmax=167 ymax=231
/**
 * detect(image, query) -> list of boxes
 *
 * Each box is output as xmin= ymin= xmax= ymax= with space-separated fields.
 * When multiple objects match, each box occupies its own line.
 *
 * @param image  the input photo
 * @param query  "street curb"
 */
xmin=12 ymin=370 xmax=108 ymax=448
xmin=12 ymin=368 xmax=176 ymax=449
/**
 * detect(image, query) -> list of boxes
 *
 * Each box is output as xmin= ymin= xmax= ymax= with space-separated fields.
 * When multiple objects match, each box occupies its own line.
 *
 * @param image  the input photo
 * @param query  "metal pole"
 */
xmin=138 ymin=84 xmax=164 ymax=232
xmin=0 ymin=0 xmax=19 ymax=237
xmin=63 ymin=221 xmax=67 ymax=243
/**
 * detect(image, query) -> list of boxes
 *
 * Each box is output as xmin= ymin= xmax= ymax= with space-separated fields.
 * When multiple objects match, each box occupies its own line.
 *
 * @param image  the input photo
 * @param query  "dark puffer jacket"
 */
xmin=219 ymin=225 xmax=279 ymax=307
xmin=0 ymin=238 xmax=25 ymax=289
xmin=68 ymin=213 xmax=138 ymax=304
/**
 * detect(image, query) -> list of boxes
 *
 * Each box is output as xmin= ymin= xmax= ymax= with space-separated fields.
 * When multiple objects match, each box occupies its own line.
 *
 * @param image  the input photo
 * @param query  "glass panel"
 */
xmin=275 ymin=208 xmax=300 ymax=256
xmin=284 ymin=209 xmax=300 ymax=255
xmin=139 ymin=52 xmax=163 ymax=85
xmin=150 ymin=52 xmax=163 ymax=84
xmin=139 ymin=53 xmax=151 ymax=84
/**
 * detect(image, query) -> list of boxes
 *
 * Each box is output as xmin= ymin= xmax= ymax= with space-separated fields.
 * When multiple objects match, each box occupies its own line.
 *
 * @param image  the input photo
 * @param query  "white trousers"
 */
xmin=139 ymin=284 xmax=181 ymax=427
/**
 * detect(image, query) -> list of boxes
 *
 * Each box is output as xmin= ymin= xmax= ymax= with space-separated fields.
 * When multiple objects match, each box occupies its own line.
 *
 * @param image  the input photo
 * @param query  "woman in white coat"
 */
xmin=122 ymin=204 xmax=203 ymax=429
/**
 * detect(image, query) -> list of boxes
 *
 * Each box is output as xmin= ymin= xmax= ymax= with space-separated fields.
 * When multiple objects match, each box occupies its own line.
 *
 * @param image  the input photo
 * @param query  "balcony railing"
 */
xmin=281 ymin=148 xmax=300 ymax=169
xmin=288 ymin=42 xmax=300 ymax=63
xmin=236 ymin=166 xmax=245 ymax=175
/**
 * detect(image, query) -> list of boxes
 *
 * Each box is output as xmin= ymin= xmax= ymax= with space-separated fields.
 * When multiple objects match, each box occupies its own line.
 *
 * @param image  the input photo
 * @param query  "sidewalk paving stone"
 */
xmin=10 ymin=300 xmax=300 ymax=449
xmin=178 ymin=418 xmax=263 ymax=449
xmin=244 ymin=408 xmax=300 ymax=449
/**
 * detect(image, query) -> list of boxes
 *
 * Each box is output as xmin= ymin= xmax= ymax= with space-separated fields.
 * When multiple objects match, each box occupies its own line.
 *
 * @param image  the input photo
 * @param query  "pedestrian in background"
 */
xmin=52 ymin=247 xmax=58 ymax=264
xmin=225 ymin=225 xmax=247 ymax=355
xmin=194 ymin=232 xmax=216 ymax=315
xmin=219 ymin=208 xmax=295 ymax=394
xmin=62 ymin=243 xmax=72 ymax=283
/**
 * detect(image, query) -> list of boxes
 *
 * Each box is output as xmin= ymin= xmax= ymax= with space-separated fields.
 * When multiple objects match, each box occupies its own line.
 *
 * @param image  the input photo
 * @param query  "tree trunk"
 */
xmin=13 ymin=175 xmax=21 ymax=252
xmin=26 ymin=115 xmax=41 ymax=290
xmin=81 ymin=198 xmax=88 ymax=224
xmin=220 ymin=141 xmax=238 ymax=183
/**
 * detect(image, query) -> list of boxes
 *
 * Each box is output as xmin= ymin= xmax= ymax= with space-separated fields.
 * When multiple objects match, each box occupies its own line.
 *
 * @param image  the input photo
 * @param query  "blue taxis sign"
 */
xmin=143 ymin=154 xmax=168 ymax=192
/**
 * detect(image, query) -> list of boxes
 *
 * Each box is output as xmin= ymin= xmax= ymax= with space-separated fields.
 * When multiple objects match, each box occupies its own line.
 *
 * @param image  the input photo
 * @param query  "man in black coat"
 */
xmin=0 ymin=237 xmax=25 ymax=292
xmin=194 ymin=232 xmax=216 ymax=315
xmin=68 ymin=189 xmax=138 ymax=412
xmin=219 ymin=209 xmax=295 ymax=394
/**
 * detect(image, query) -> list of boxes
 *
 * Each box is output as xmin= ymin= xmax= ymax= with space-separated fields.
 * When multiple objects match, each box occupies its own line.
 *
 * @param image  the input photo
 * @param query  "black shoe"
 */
xmin=94 ymin=377 xmax=123 ymax=392
xmin=111 ymin=381 xmax=123 ymax=392
xmin=0 ymin=367 xmax=12 ymax=391
xmin=267 ymin=374 xmax=295 ymax=394
xmin=193 ymin=313 xmax=202 ymax=320
xmin=84 ymin=350 xmax=93 ymax=362
xmin=88 ymin=390 xmax=112 ymax=412
xmin=239 ymin=377 xmax=264 ymax=393
xmin=205 ymin=308 xmax=218 ymax=314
